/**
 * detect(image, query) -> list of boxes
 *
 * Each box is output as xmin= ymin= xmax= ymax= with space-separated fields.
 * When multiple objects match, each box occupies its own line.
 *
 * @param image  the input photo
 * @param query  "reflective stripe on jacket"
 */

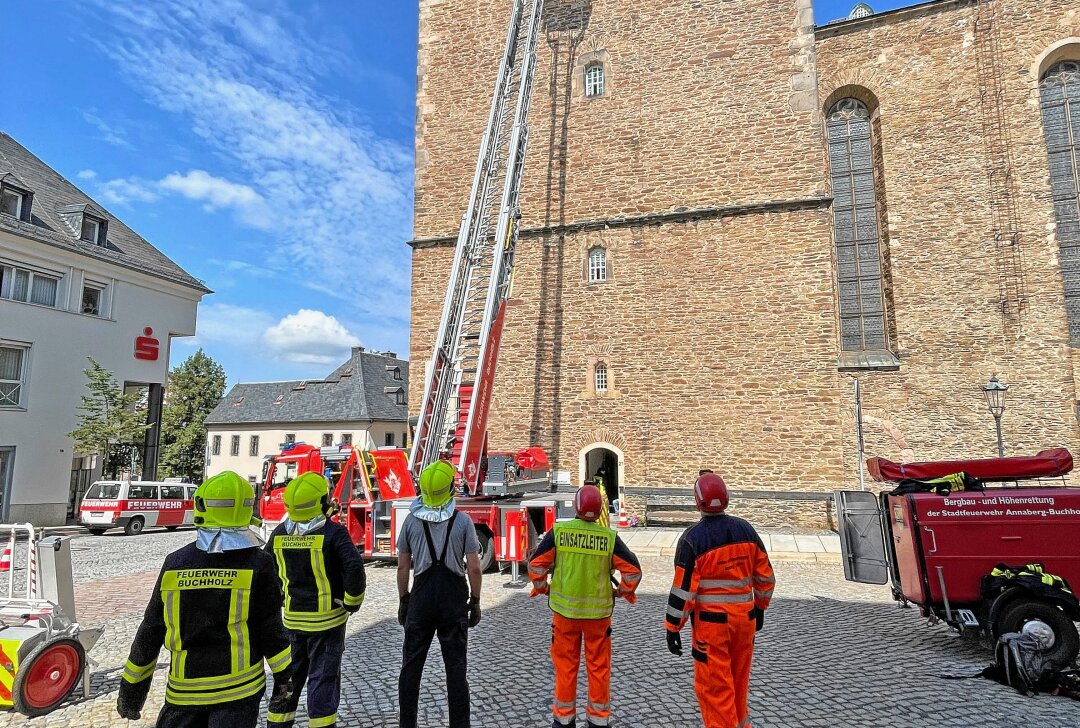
xmin=119 ymin=543 xmax=292 ymax=710
xmin=266 ymin=520 xmax=366 ymax=632
xmin=666 ymin=514 xmax=774 ymax=632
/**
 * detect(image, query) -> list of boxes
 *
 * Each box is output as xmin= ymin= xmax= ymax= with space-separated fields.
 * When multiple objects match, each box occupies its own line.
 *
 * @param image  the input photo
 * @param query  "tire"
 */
xmin=996 ymin=598 xmax=1080 ymax=668
xmin=476 ymin=529 xmax=496 ymax=573
xmin=124 ymin=517 xmax=145 ymax=537
xmin=165 ymin=526 xmax=179 ymax=532
xmin=12 ymin=638 xmax=86 ymax=717
xmin=87 ymin=529 xmax=106 ymax=536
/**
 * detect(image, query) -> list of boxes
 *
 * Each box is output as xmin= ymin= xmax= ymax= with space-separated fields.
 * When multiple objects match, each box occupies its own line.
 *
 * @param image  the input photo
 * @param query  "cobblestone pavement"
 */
xmin=4 ymin=530 xmax=1080 ymax=727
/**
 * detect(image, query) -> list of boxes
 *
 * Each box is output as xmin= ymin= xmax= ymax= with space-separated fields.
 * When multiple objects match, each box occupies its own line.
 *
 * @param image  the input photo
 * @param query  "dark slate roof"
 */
xmin=205 ymin=348 xmax=409 ymax=425
xmin=0 ymin=132 xmax=209 ymax=292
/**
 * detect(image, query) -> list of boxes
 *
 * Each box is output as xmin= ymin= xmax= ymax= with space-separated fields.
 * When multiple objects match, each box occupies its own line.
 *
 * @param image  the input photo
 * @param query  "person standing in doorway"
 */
xmin=397 ymin=461 xmax=483 ymax=728
xmin=665 ymin=472 xmax=775 ymax=728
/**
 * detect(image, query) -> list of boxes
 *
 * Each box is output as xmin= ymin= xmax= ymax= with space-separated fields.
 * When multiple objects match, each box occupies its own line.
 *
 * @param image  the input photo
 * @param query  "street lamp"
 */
xmin=981 ymin=375 xmax=1009 ymax=457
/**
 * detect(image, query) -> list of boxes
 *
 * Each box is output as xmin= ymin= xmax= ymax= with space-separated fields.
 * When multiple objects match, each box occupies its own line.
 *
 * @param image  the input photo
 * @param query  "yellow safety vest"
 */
xmin=549 ymin=519 xmax=616 ymax=620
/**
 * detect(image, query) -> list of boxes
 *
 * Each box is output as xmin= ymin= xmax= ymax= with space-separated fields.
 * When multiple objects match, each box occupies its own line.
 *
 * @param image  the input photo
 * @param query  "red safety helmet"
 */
xmin=574 ymin=485 xmax=603 ymax=522
xmin=694 ymin=473 xmax=729 ymax=514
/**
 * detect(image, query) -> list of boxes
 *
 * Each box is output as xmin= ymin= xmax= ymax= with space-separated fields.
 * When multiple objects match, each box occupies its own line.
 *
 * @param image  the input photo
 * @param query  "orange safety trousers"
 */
xmin=692 ymin=609 xmax=756 ymax=728
xmin=550 ymin=612 xmax=612 ymax=726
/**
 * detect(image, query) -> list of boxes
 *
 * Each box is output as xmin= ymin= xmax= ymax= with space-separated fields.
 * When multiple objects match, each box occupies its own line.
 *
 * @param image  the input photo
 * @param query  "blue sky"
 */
xmin=2 ymin=0 xmax=911 ymax=385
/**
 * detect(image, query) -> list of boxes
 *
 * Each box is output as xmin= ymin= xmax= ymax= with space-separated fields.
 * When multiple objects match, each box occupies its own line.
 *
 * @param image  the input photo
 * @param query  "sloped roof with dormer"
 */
xmin=0 ymin=131 xmax=209 ymax=292
xmin=205 ymin=348 xmax=409 ymax=426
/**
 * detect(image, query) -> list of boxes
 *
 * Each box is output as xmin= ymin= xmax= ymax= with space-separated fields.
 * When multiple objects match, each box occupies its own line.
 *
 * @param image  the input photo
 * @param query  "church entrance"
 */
xmin=581 ymin=444 xmax=622 ymax=519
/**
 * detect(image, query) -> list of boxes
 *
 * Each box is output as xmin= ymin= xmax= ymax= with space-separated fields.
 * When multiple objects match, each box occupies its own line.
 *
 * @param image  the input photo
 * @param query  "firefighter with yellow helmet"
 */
xmin=264 ymin=472 xmax=366 ymax=728
xmin=117 ymin=471 xmax=293 ymax=727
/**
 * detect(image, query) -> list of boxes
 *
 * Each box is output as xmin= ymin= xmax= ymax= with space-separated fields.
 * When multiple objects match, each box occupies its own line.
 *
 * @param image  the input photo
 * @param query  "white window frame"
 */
xmin=0 ymin=264 xmax=60 ymax=308
xmin=340 ymin=433 xmax=352 ymax=446
xmin=0 ymin=343 xmax=29 ymax=409
xmin=230 ymin=435 xmax=240 ymax=457
xmin=595 ymin=362 xmax=609 ymax=393
xmin=585 ymin=63 xmax=605 ymax=98
xmin=588 ymin=248 xmax=607 ymax=283
xmin=80 ymin=216 xmax=103 ymax=245
xmin=81 ymin=282 xmax=105 ymax=316
xmin=211 ymin=435 xmax=222 ymax=456
xmin=0 ymin=187 xmax=25 ymax=219
xmin=249 ymin=435 xmax=260 ymax=457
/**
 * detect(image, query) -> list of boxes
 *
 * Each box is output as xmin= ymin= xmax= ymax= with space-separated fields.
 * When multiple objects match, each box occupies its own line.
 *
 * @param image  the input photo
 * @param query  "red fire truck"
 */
xmin=260 ymin=442 xmax=569 ymax=572
xmin=836 ymin=448 xmax=1080 ymax=666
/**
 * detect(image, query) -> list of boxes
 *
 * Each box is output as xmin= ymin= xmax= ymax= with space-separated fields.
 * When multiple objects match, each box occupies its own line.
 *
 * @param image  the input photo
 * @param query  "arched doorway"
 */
xmin=579 ymin=443 xmax=624 ymax=518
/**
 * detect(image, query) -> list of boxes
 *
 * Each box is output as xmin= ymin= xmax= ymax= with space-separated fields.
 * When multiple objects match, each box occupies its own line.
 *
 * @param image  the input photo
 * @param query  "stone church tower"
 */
xmin=411 ymin=0 xmax=1080 ymax=525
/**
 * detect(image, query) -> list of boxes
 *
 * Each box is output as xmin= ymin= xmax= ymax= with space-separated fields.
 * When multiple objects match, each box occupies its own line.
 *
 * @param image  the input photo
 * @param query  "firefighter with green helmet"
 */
xmin=265 ymin=472 xmax=366 ymax=728
xmin=117 ymin=471 xmax=293 ymax=727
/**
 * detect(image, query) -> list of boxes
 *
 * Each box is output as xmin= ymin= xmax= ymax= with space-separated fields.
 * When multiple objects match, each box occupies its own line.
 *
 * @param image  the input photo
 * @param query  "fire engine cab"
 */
xmin=836 ymin=448 xmax=1080 ymax=667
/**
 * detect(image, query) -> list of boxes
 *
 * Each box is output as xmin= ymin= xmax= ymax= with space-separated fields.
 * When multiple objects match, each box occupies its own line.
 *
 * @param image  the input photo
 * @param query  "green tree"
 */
xmin=68 ymin=358 xmax=151 ymax=478
xmin=159 ymin=349 xmax=227 ymax=482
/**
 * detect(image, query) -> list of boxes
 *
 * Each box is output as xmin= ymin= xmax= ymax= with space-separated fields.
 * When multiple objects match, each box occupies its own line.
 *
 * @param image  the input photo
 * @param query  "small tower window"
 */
xmin=595 ymin=362 xmax=608 ymax=393
xmin=585 ymin=63 xmax=605 ymax=98
xmin=588 ymin=247 xmax=607 ymax=282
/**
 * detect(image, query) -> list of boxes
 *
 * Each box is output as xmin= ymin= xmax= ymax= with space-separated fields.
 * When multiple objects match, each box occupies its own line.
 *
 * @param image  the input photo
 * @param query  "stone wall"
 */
xmin=412 ymin=0 xmax=1080 ymax=523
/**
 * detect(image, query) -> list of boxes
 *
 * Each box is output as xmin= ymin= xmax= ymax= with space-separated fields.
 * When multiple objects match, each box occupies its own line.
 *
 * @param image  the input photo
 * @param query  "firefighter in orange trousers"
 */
xmin=528 ymin=485 xmax=642 ymax=728
xmin=665 ymin=472 xmax=775 ymax=728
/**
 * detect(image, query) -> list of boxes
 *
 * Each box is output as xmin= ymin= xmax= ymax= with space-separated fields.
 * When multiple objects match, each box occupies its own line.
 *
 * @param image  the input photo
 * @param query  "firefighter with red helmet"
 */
xmin=665 ymin=472 xmax=775 ymax=728
xmin=528 ymin=485 xmax=642 ymax=728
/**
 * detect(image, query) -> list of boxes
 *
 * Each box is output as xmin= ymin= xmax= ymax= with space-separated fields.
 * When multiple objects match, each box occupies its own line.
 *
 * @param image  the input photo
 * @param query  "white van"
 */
xmin=78 ymin=480 xmax=197 ymax=535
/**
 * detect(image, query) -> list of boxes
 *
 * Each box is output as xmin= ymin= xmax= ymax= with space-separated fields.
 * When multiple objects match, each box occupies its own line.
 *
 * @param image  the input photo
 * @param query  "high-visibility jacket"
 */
xmin=120 ymin=543 xmax=292 ymax=711
xmin=666 ymin=514 xmax=774 ymax=631
xmin=265 ymin=519 xmax=366 ymax=632
xmin=529 ymin=518 xmax=641 ymax=620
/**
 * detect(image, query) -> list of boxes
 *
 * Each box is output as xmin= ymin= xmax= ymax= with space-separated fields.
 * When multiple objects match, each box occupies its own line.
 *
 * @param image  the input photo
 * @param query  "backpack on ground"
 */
xmin=983 ymin=627 xmax=1059 ymax=696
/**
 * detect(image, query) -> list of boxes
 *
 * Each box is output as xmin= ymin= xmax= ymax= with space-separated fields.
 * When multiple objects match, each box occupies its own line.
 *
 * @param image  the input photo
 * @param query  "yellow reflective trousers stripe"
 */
xmin=310 ymin=714 xmax=338 ymax=728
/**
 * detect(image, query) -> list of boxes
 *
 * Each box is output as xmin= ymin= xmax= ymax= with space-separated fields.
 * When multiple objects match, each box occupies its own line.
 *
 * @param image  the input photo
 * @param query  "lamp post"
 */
xmin=981 ymin=375 xmax=1009 ymax=457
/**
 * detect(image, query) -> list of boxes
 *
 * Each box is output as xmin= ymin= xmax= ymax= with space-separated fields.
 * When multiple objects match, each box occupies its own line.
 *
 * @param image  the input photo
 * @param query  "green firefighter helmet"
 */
xmin=193 ymin=471 xmax=258 ymax=528
xmin=419 ymin=460 xmax=457 ymax=509
xmin=284 ymin=472 xmax=331 ymax=522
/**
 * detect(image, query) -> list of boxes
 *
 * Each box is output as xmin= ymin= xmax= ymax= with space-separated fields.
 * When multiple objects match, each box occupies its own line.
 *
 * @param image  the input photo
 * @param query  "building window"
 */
xmin=211 ymin=435 xmax=222 ymax=456
xmin=396 ymin=390 xmax=407 ymax=406
xmin=230 ymin=435 xmax=240 ymax=456
xmin=1 ymin=266 xmax=59 ymax=307
xmin=249 ymin=435 xmax=260 ymax=457
xmin=595 ymin=362 xmax=608 ymax=393
xmin=0 ymin=187 xmax=26 ymax=219
xmin=284 ymin=433 xmax=296 ymax=446
xmin=80 ymin=216 xmax=104 ymax=245
xmin=585 ymin=63 xmax=605 ymax=98
xmin=322 ymin=433 xmax=333 ymax=447
xmin=1040 ymin=61 xmax=1080 ymax=344
xmin=81 ymin=284 xmax=103 ymax=316
xmin=827 ymin=97 xmax=890 ymax=353
xmin=340 ymin=433 xmax=352 ymax=446
xmin=588 ymin=248 xmax=607 ymax=283
xmin=385 ymin=432 xmax=395 ymax=447
xmin=402 ymin=432 xmax=408 ymax=447
xmin=0 ymin=345 xmax=27 ymax=408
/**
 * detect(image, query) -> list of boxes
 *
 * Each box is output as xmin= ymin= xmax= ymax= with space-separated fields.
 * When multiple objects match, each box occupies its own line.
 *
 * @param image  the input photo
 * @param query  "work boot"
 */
xmin=552 ymin=719 xmax=576 ymax=728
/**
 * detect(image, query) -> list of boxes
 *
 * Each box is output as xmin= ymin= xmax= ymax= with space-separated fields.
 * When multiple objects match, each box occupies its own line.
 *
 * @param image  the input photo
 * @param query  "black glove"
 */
xmin=755 ymin=609 xmax=765 ymax=632
xmin=468 ymin=595 xmax=482 ymax=628
xmin=666 ymin=630 xmax=683 ymax=656
xmin=267 ymin=673 xmax=293 ymax=717
xmin=398 ymin=593 xmax=410 ymax=627
xmin=116 ymin=689 xmax=143 ymax=721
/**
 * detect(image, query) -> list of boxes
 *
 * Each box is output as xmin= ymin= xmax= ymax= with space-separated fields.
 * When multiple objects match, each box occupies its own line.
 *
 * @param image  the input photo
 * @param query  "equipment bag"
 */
xmin=983 ymin=630 xmax=1059 ymax=696
xmin=981 ymin=563 xmax=1079 ymax=608
xmin=889 ymin=472 xmax=983 ymax=497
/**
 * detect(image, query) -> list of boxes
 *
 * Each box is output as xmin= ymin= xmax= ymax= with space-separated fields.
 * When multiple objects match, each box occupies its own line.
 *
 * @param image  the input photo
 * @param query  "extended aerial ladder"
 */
xmin=409 ymin=0 xmax=546 ymax=496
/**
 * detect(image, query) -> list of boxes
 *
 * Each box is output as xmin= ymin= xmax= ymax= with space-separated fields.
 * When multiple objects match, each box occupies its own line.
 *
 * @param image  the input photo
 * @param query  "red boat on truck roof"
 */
xmin=837 ymin=448 xmax=1080 ymax=668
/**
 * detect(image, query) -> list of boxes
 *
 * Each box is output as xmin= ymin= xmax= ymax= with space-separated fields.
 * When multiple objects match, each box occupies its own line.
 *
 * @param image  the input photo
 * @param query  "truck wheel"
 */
xmin=476 ymin=529 xmax=496 ymax=573
xmin=87 ymin=528 xmax=106 ymax=536
xmin=996 ymin=598 xmax=1080 ymax=668
xmin=12 ymin=638 xmax=86 ymax=717
xmin=124 ymin=517 xmax=145 ymax=536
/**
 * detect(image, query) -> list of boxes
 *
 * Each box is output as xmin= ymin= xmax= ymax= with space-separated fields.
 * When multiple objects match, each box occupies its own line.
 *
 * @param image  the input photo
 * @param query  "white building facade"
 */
xmin=204 ymin=348 xmax=410 ymax=484
xmin=0 ymin=132 xmax=207 ymax=524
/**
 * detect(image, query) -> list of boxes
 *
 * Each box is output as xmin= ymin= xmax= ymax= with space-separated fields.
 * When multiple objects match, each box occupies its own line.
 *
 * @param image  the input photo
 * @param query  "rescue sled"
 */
xmin=837 ymin=449 xmax=1080 ymax=667
xmin=0 ymin=524 xmax=102 ymax=717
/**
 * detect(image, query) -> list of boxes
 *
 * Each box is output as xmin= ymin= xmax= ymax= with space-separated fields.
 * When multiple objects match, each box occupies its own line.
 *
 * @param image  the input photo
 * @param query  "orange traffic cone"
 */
xmin=618 ymin=501 xmax=630 ymax=528
xmin=0 ymin=544 xmax=10 ymax=572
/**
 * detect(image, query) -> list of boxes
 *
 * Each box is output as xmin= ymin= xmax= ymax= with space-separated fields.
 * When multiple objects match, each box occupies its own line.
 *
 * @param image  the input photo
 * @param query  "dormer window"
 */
xmin=81 ymin=215 xmax=105 ymax=244
xmin=385 ymin=386 xmax=406 ymax=405
xmin=0 ymin=177 xmax=31 ymax=222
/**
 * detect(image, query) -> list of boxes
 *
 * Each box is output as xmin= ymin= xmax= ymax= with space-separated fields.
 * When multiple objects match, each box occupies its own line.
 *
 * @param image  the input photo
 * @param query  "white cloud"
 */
xmin=97 ymin=177 xmax=161 ymax=205
xmin=81 ymin=108 xmax=133 ymax=148
xmin=262 ymin=309 xmax=361 ymax=365
xmin=83 ymin=0 xmax=413 ymax=328
xmin=76 ymin=169 xmax=97 ymax=180
xmin=96 ymin=169 xmax=271 ymax=229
